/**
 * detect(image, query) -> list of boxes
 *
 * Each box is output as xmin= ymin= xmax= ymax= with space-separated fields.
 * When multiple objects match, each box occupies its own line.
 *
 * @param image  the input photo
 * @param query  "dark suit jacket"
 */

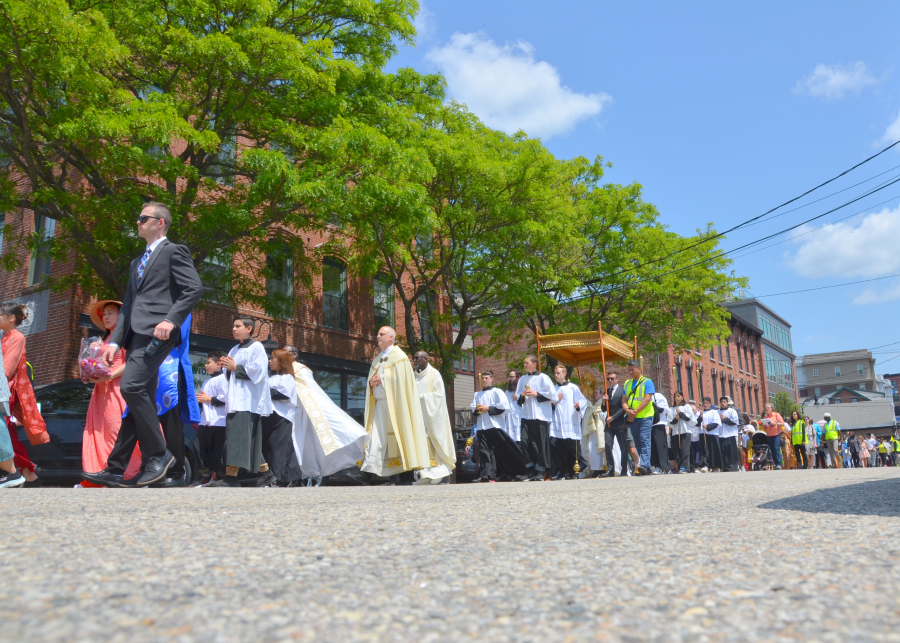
xmin=109 ymin=239 xmax=203 ymax=347
xmin=603 ymin=384 xmax=627 ymax=430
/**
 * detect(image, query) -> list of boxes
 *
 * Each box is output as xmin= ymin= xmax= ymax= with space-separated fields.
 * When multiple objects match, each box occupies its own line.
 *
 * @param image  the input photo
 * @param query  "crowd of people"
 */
xmin=1 ymin=201 xmax=899 ymax=488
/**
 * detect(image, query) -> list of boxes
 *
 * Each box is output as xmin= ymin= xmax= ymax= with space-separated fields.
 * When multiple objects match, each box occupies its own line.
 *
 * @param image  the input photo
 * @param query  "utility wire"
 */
xmin=750 ymin=272 xmax=900 ymax=298
xmin=581 ymin=139 xmax=900 ymax=287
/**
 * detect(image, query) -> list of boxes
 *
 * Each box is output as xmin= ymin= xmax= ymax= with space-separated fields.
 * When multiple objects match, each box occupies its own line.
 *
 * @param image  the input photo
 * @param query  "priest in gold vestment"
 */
xmin=360 ymin=327 xmax=430 ymax=478
xmin=412 ymin=351 xmax=456 ymax=484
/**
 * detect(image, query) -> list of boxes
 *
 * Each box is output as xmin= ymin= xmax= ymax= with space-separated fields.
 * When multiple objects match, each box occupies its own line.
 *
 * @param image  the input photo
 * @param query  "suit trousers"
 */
xmin=650 ymin=423 xmax=670 ymax=471
xmin=159 ymin=406 xmax=186 ymax=478
xmin=106 ymin=333 xmax=178 ymax=471
xmin=604 ymin=425 xmax=632 ymax=476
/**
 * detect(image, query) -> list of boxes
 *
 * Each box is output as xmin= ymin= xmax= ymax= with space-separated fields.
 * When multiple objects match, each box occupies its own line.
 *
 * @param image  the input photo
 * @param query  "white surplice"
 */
xmin=503 ymin=389 xmax=521 ymax=441
xmin=225 ymin=339 xmax=272 ymax=416
xmin=414 ymin=364 xmax=456 ymax=484
xmin=291 ymin=362 xmax=368 ymax=478
xmin=550 ymin=382 xmax=587 ymax=440
xmin=580 ymin=399 xmax=606 ymax=472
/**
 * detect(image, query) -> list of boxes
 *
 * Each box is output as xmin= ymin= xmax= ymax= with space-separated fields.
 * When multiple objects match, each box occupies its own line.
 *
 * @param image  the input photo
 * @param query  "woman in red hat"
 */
xmin=79 ymin=300 xmax=141 ymax=487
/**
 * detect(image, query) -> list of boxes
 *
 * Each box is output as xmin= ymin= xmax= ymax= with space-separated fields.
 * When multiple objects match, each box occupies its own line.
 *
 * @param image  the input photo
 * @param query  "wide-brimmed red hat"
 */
xmin=89 ymin=299 xmax=123 ymax=331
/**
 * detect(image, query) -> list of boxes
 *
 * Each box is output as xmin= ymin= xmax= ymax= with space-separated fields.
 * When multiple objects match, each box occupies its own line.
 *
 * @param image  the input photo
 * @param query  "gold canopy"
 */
xmin=537 ymin=327 xmax=635 ymax=368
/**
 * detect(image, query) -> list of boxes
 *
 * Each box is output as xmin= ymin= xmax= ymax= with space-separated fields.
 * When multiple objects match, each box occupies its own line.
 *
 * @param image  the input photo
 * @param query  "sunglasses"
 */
xmin=606 ymin=376 xmax=616 ymax=380
xmin=137 ymin=215 xmax=162 ymax=224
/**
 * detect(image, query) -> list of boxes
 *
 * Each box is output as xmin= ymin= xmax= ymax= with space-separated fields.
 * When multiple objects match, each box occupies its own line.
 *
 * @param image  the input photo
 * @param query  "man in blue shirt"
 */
xmin=622 ymin=359 xmax=655 ymax=476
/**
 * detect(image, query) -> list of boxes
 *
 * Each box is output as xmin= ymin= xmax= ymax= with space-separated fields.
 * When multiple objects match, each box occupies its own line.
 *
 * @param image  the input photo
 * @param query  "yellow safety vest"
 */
xmin=624 ymin=377 xmax=654 ymax=419
xmin=824 ymin=420 xmax=839 ymax=441
xmin=791 ymin=420 xmax=806 ymax=445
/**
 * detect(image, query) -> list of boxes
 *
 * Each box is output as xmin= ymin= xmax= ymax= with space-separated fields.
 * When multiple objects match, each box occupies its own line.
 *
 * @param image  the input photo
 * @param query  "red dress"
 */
xmin=3 ymin=328 xmax=48 ymax=472
xmin=81 ymin=335 xmax=142 ymax=480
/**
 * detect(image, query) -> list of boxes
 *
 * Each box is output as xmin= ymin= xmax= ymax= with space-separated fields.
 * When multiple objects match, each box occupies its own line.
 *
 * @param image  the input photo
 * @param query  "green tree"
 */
xmin=771 ymin=391 xmax=799 ymax=419
xmin=0 ymin=0 xmax=440 ymax=314
xmin=339 ymin=103 xmax=589 ymax=386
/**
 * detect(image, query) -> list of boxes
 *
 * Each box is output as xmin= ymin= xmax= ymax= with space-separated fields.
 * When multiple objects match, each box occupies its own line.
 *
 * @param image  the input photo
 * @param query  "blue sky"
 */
xmin=387 ymin=0 xmax=900 ymax=371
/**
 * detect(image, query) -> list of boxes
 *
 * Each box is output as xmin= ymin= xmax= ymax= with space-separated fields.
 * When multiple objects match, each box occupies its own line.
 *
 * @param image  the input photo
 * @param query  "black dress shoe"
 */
xmin=134 ymin=451 xmax=175 ymax=486
xmin=149 ymin=473 xmax=186 ymax=488
xmin=83 ymin=468 xmax=125 ymax=487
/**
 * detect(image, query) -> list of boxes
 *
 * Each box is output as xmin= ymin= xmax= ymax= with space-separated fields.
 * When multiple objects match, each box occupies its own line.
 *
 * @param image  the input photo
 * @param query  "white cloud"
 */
xmin=425 ymin=32 xmax=610 ymax=139
xmin=881 ymin=109 xmax=900 ymax=145
xmin=413 ymin=2 xmax=435 ymax=42
xmin=793 ymin=62 xmax=877 ymax=99
xmin=789 ymin=206 xmax=900 ymax=304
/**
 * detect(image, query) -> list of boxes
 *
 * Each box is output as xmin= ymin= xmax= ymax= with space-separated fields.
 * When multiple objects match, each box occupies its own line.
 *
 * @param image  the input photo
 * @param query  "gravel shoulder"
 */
xmin=2 ymin=468 xmax=899 ymax=642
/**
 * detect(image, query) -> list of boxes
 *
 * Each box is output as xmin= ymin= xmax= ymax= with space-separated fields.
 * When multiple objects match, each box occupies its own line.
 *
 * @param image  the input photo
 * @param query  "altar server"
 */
xmin=549 ymin=364 xmax=587 ymax=479
xmin=360 ymin=327 xmax=429 ymax=481
xmin=471 ymin=371 xmax=526 ymax=481
xmin=195 ymin=350 xmax=228 ymax=484
xmin=700 ymin=397 xmax=722 ymax=472
xmin=209 ymin=316 xmax=272 ymax=487
xmin=515 ymin=355 xmax=555 ymax=481
xmin=504 ymin=370 xmax=522 ymax=443
xmin=667 ymin=391 xmax=692 ymax=473
xmin=413 ymin=351 xmax=456 ymax=484
xmin=261 ymin=349 xmax=303 ymax=486
xmin=718 ymin=396 xmax=741 ymax=472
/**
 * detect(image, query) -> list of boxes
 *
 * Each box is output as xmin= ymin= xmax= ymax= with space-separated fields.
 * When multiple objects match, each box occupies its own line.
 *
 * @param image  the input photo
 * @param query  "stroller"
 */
xmin=750 ymin=431 xmax=774 ymax=471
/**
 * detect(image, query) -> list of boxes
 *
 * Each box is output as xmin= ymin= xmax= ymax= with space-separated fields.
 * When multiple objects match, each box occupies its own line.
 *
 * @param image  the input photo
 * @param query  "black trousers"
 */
xmin=198 ymin=425 xmax=226 ymax=476
xmin=720 ymin=435 xmax=739 ymax=472
xmin=650 ymin=424 xmax=670 ymax=471
xmin=477 ymin=428 xmax=527 ymax=480
xmin=604 ymin=425 xmax=631 ymax=476
xmin=793 ymin=443 xmax=808 ymax=469
xmin=159 ymin=406 xmax=186 ymax=477
xmin=706 ymin=434 xmax=723 ymax=470
xmin=261 ymin=413 xmax=303 ymax=484
xmin=670 ymin=433 xmax=691 ymax=472
xmin=106 ymin=333 xmax=178 ymax=471
xmin=549 ymin=437 xmax=579 ymax=478
xmin=520 ymin=419 xmax=550 ymax=475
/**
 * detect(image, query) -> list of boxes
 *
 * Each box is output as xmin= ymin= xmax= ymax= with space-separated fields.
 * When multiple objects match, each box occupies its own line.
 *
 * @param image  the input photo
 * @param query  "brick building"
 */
xmin=0 ymin=208 xmax=458 ymax=427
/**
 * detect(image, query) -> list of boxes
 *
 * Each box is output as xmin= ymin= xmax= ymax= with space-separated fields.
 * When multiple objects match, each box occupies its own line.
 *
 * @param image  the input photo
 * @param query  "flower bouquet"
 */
xmin=79 ymin=336 xmax=111 ymax=383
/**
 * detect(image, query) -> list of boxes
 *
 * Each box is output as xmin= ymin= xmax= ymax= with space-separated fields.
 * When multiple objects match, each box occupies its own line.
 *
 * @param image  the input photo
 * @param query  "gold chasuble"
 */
xmin=361 ymin=345 xmax=430 ymax=476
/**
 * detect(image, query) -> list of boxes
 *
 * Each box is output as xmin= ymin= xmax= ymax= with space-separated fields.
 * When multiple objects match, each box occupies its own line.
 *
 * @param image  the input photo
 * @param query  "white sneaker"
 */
xmin=0 ymin=470 xmax=25 ymax=488
xmin=73 ymin=483 xmax=84 ymax=488
xmin=701 ymin=466 xmax=709 ymax=473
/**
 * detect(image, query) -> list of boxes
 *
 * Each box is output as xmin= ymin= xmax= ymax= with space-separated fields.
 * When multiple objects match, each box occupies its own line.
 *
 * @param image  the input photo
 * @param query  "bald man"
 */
xmin=360 ymin=327 xmax=430 ymax=482
xmin=413 ymin=351 xmax=456 ymax=484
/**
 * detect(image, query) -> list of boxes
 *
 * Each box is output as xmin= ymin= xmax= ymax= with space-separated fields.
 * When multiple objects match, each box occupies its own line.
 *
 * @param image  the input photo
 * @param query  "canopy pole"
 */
xmin=634 ymin=336 xmax=638 ymax=360
xmin=535 ymin=327 xmax=542 ymax=373
xmin=598 ymin=322 xmax=609 ymax=397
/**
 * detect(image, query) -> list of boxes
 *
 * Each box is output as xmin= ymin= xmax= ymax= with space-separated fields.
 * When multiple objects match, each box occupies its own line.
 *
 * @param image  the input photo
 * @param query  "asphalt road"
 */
xmin=2 ymin=468 xmax=899 ymax=642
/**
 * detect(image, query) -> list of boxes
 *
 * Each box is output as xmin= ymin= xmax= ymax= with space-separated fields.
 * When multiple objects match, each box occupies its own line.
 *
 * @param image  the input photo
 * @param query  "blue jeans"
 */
xmin=767 ymin=434 xmax=783 ymax=467
xmin=628 ymin=416 xmax=653 ymax=469
xmin=0 ymin=419 xmax=13 ymax=462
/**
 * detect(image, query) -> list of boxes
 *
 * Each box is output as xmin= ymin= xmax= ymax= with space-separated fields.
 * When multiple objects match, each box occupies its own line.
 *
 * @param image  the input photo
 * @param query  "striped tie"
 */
xmin=136 ymin=247 xmax=151 ymax=285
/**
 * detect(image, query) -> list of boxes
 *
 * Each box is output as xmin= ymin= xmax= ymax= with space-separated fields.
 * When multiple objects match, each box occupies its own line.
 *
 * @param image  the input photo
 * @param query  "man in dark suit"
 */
xmin=85 ymin=201 xmax=203 ymax=487
xmin=600 ymin=372 xmax=638 ymax=477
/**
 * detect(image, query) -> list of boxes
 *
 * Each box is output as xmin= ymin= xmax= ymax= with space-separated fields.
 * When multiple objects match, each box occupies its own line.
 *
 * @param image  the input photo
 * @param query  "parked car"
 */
xmin=15 ymin=379 xmax=203 ymax=485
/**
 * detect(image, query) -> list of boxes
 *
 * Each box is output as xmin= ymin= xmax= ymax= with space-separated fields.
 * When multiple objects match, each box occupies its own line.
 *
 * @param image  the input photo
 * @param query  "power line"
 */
xmin=580 ymin=139 xmax=900 ymax=287
xmin=749 ymin=273 xmax=900 ymax=298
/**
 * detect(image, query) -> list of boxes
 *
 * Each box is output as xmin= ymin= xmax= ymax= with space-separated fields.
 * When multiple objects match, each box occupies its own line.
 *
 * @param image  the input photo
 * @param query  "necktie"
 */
xmin=136 ymin=246 xmax=151 ymax=285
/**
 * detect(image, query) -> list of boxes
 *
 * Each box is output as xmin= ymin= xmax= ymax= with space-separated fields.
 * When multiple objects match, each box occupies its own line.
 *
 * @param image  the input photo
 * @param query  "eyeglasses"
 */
xmin=137 ymin=215 xmax=162 ymax=224
xmin=606 ymin=376 xmax=616 ymax=380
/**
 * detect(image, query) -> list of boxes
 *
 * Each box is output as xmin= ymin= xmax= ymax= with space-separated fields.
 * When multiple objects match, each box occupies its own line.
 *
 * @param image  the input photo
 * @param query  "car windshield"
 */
xmin=36 ymin=383 xmax=93 ymax=417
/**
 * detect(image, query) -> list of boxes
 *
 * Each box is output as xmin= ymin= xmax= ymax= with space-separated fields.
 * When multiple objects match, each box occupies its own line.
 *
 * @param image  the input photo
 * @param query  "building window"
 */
xmin=322 ymin=258 xmax=348 ymax=330
xmin=859 ymin=383 xmax=866 ymax=391
xmin=725 ymin=339 xmax=731 ymax=367
xmin=373 ymin=274 xmax=394 ymax=332
xmin=850 ymin=398 xmax=857 ymax=403
xmin=207 ymin=134 xmax=237 ymax=186
xmin=200 ymin=248 xmax=232 ymax=305
xmin=737 ymin=340 xmax=743 ymax=371
xmin=311 ymin=369 xmax=366 ymax=426
xmin=835 ymin=366 xmax=841 ymax=378
xmin=686 ymin=367 xmax=694 ymax=401
xmin=833 ymin=399 xmax=841 ymax=404
xmin=750 ymin=349 xmax=756 ymax=376
xmin=857 ymin=364 xmax=864 ymax=376
xmin=0 ymin=212 xmax=5 ymax=256
xmin=711 ymin=374 xmax=717 ymax=402
xmin=417 ymin=291 xmax=436 ymax=343
xmin=675 ymin=363 xmax=683 ymax=395
xmin=453 ymin=350 xmax=475 ymax=374
xmin=815 ymin=387 xmax=820 ymax=396
xmin=28 ymin=214 xmax=55 ymax=285
xmin=710 ymin=347 xmax=715 ymax=359
xmin=812 ymin=368 xmax=818 ymax=377
xmin=265 ymin=240 xmax=294 ymax=317
xmin=717 ymin=345 xmax=724 ymax=364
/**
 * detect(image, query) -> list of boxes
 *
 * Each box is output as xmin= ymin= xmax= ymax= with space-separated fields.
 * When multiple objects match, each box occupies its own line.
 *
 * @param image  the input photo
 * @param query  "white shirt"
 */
xmin=504 ymin=389 xmax=521 ymax=441
xmin=652 ymin=393 xmax=669 ymax=427
xmin=515 ymin=372 xmax=555 ymax=422
xmin=550 ymin=382 xmax=587 ymax=439
xmin=702 ymin=409 xmax=722 ymax=437
xmin=668 ymin=403 xmax=695 ymax=436
xmin=719 ymin=407 xmax=741 ymax=438
xmin=225 ymin=339 xmax=272 ymax=416
xmin=200 ymin=372 xmax=227 ymax=427
xmin=268 ymin=371 xmax=298 ymax=423
xmin=146 ymin=235 xmax=167 ymax=255
xmin=691 ymin=408 xmax=701 ymax=441
xmin=471 ymin=387 xmax=509 ymax=431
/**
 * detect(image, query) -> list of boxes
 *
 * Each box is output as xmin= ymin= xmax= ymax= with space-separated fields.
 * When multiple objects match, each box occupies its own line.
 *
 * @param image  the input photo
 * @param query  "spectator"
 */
xmin=788 ymin=410 xmax=808 ymax=470
xmin=822 ymin=413 xmax=841 ymax=469
xmin=867 ymin=434 xmax=878 ymax=468
xmin=762 ymin=403 xmax=785 ymax=470
xmin=857 ymin=433 xmax=870 ymax=468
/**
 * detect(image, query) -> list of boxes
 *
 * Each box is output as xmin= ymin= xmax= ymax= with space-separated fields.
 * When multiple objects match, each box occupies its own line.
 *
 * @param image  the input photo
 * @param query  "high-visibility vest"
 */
xmin=791 ymin=420 xmax=806 ymax=445
xmin=891 ymin=438 xmax=900 ymax=453
xmin=878 ymin=442 xmax=887 ymax=453
xmin=824 ymin=420 xmax=839 ymax=441
xmin=624 ymin=377 xmax=654 ymax=419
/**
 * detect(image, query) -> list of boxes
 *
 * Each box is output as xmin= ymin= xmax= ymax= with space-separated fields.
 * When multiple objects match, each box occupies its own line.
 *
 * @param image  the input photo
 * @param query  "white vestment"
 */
xmin=291 ymin=362 xmax=368 ymax=477
xmin=414 ymin=364 xmax=456 ymax=484
xmin=503 ymin=389 xmax=521 ymax=441
xmin=580 ymin=400 xmax=606 ymax=472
